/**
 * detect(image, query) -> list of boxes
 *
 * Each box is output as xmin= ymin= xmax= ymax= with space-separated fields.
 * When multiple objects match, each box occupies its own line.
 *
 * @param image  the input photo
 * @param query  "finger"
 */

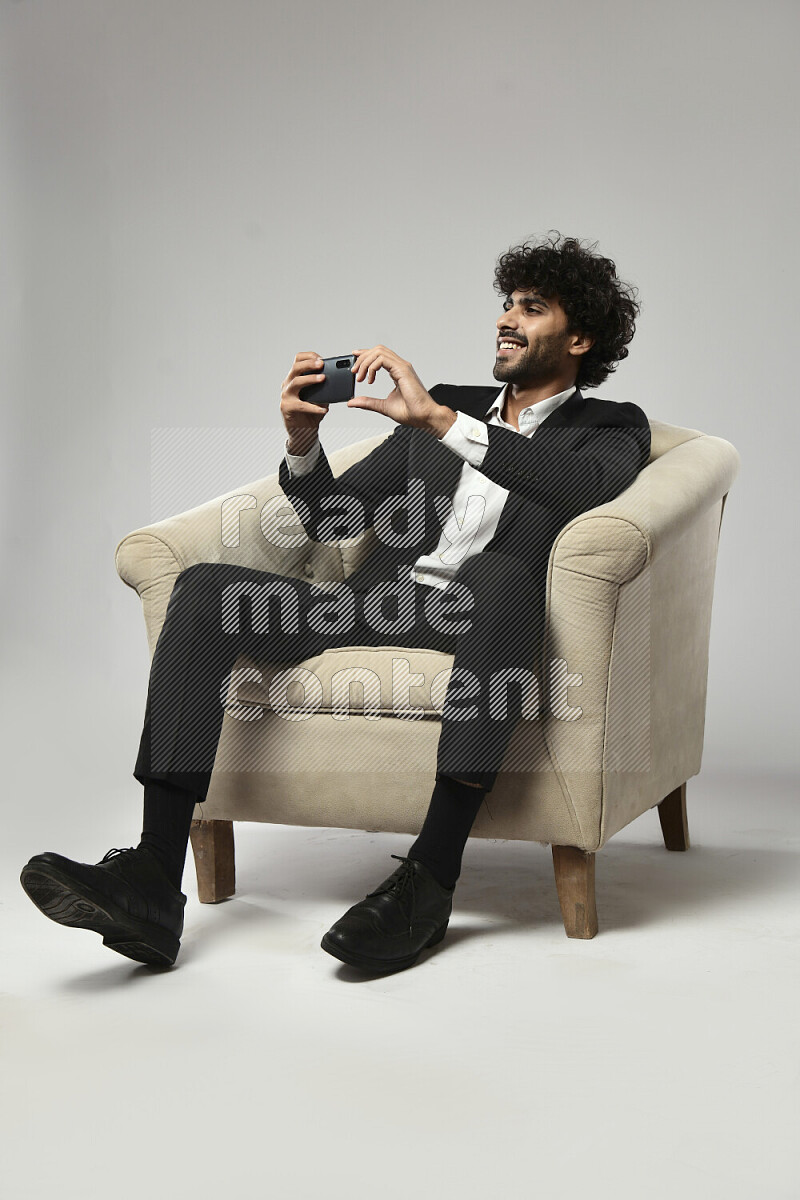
xmin=288 ymin=382 xmax=327 ymax=407
xmin=351 ymin=348 xmax=383 ymax=376
xmin=354 ymin=351 xmax=385 ymax=385
xmin=358 ymin=347 xmax=401 ymax=383
xmin=292 ymin=358 xmax=324 ymax=378
xmin=296 ymin=401 xmax=329 ymax=414
xmin=290 ymin=373 xmax=326 ymax=391
xmin=347 ymin=396 xmax=376 ymax=409
xmin=351 ymin=348 xmax=371 ymax=375
xmin=366 ymin=353 xmax=393 ymax=386
xmin=296 ymin=400 xmax=329 ymax=414
xmin=291 ymin=376 xmax=326 ymax=396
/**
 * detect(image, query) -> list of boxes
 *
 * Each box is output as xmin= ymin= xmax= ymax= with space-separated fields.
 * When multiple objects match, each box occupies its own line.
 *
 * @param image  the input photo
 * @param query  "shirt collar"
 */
xmin=485 ymin=382 xmax=576 ymax=428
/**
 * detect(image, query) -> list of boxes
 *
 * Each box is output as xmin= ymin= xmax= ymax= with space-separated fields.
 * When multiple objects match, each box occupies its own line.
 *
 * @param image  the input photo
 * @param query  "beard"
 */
xmin=493 ymin=329 xmax=573 ymax=385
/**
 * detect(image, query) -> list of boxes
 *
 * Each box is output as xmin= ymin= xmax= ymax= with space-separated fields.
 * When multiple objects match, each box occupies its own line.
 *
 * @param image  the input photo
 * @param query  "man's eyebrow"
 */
xmin=504 ymin=293 xmax=550 ymax=308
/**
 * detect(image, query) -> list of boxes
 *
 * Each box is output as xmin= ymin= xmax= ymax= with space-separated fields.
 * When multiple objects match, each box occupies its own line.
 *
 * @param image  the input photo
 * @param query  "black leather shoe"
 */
xmin=321 ymin=854 xmax=454 ymax=974
xmin=20 ymin=846 xmax=186 ymax=967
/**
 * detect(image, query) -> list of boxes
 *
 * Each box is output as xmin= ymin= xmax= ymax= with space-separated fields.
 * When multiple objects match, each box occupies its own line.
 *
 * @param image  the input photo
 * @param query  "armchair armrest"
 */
xmin=550 ymin=431 xmax=742 ymax=584
xmin=114 ymin=469 xmax=346 ymax=657
xmin=537 ymin=430 xmax=741 ymax=847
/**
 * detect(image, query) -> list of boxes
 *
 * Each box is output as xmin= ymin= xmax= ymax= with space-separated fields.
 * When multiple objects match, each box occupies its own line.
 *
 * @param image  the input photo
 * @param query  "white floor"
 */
xmin=2 ymin=770 xmax=798 ymax=1200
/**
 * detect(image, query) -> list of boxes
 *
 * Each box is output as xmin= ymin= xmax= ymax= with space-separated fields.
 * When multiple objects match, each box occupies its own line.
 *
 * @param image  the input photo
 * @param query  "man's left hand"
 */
xmin=347 ymin=346 xmax=455 ymax=437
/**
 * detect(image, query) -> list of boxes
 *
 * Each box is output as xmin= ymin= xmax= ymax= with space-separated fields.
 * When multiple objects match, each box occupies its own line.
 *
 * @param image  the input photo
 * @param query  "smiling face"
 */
xmin=494 ymin=288 xmax=587 ymax=388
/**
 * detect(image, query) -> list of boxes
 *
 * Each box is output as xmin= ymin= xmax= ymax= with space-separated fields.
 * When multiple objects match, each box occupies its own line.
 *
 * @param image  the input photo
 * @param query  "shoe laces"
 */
xmin=368 ymin=854 xmax=418 ymax=939
xmin=99 ymin=847 xmax=137 ymax=864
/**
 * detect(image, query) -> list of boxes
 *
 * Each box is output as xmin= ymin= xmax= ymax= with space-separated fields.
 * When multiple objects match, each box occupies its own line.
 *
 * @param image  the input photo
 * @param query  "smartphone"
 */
xmin=298 ymin=354 xmax=357 ymax=405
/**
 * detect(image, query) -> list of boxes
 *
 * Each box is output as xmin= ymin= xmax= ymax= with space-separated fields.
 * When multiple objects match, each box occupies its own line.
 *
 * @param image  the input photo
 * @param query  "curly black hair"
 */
xmin=493 ymin=231 xmax=640 ymax=389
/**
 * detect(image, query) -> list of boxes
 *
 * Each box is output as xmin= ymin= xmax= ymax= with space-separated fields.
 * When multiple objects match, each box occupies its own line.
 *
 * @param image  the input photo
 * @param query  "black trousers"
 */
xmin=133 ymin=550 xmax=540 ymax=798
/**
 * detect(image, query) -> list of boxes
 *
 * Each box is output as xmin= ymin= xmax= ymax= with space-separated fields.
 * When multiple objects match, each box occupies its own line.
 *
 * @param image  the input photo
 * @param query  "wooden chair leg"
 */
xmin=190 ymin=819 xmax=235 ymax=903
xmin=552 ymin=846 xmax=598 ymax=939
xmin=658 ymin=782 xmax=690 ymax=851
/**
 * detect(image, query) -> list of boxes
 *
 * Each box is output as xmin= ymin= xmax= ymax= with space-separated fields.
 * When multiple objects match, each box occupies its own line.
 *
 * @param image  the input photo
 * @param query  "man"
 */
xmin=20 ymin=232 xmax=650 ymax=976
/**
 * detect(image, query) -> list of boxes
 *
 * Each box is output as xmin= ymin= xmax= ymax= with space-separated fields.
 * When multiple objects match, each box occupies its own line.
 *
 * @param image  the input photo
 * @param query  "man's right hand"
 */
xmin=280 ymin=352 xmax=329 ymax=456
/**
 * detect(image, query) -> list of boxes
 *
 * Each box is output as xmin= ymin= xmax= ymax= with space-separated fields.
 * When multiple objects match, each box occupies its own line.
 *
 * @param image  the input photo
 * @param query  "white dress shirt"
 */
xmin=284 ymin=382 xmax=576 ymax=590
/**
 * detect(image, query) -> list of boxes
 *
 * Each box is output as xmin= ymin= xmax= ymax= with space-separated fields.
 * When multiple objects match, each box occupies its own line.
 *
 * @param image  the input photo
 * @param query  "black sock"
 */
xmin=137 ymin=780 xmax=198 ymax=890
xmin=407 ymin=772 xmax=487 ymax=890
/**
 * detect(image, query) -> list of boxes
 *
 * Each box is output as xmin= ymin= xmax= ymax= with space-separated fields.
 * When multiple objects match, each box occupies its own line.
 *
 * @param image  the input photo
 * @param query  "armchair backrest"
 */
xmin=648 ymin=418 xmax=706 ymax=462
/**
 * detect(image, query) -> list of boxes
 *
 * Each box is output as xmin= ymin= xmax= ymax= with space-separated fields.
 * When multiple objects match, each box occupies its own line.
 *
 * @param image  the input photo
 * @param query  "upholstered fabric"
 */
xmin=115 ymin=417 xmax=740 ymax=853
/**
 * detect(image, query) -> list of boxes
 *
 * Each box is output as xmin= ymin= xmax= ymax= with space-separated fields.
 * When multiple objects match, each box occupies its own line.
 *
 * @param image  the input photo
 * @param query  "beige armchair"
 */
xmin=115 ymin=418 xmax=740 ymax=938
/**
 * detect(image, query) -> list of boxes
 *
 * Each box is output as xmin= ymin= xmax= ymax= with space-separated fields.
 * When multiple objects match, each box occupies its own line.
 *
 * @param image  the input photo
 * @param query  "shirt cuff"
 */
xmin=284 ymin=437 xmax=321 ymax=477
xmin=439 ymin=410 xmax=489 ymax=468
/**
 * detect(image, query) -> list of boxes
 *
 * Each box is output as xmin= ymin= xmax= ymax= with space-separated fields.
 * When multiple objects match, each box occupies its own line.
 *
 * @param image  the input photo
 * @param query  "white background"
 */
xmin=1 ymin=4 xmax=797 ymax=1197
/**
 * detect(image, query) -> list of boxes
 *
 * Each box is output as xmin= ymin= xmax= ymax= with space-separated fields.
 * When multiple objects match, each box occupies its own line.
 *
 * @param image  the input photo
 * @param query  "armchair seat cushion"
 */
xmin=233 ymin=644 xmax=456 ymax=719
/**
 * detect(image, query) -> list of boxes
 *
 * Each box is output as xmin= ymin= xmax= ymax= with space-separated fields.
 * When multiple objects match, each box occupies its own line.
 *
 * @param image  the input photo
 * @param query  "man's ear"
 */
xmin=568 ymin=331 xmax=594 ymax=358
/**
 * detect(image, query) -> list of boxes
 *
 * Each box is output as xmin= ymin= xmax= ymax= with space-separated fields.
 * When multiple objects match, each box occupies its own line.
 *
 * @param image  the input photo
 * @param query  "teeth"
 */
xmin=499 ymin=342 xmax=523 ymax=350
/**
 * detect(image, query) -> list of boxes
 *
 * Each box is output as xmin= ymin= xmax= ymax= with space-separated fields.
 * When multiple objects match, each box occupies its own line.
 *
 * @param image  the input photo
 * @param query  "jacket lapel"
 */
xmin=475 ymin=386 xmax=586 ymax=543
xmin=419 ymin=384 xmax=586 ymax=548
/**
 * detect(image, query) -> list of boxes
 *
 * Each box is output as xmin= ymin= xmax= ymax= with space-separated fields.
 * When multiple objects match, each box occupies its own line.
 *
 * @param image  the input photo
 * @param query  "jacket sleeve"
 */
xmin=475 ymin=400 xmax=651 ymax=523
xmin=276 ymin=386 xmax=449 ymax=541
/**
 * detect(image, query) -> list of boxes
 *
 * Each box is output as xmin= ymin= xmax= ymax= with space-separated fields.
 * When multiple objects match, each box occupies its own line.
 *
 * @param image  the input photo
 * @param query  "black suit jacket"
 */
xmin=278 ymin=384 xmax=651 ymax=633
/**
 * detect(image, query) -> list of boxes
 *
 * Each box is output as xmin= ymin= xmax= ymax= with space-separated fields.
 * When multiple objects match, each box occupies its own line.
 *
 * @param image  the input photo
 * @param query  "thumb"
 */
xmin=347 ymin=396 xmax=378 ymax=410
